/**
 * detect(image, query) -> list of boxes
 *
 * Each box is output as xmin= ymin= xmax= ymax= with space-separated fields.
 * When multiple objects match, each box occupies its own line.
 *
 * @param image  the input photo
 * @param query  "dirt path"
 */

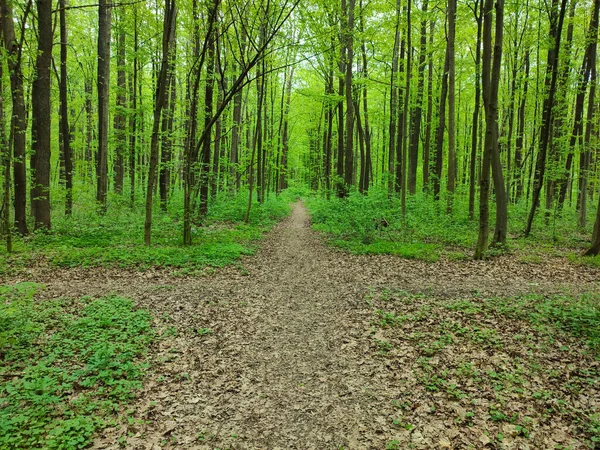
xmin=15 ymin=201 xmax=600 ymax=449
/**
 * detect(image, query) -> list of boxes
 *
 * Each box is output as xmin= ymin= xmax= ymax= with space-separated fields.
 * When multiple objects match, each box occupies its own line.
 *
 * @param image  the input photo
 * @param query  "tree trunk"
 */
xmin=160 ymin=24 xmax=176 ymax=210
xmin=144 ymin=0 xmax=177 ymax=244
xmin=423 ymin=19 xmax=435 ymax=190
xmin=514 ymin=50 xmax=529 ymax=202
xmin=400 ymin=1 xmax=411 ymax=215
xmin=31 ymin=0 xmax=52 ymax=229
xmin=343 ymin=0 xmax=355 ymax=195
xmin=129 ymin=7 xmax=138 ymax=207
xmin=359 ymin=0 xmax=372 ymax=192
xmin=489 ymin=0 xmax=508 ymax=247
xmin=0 ymin=49 xmax=11 ymax=251
xmin=279 ymin=67 xmax=294 ymax=192
xmin=434 ymin=50 xmax=449 ymax=201
xmin=388 ymin=0 xmax=401 ymax=195
xmin=446 ymin=0 xmax=457 ymax=212
xmin=96 ymin=0 xmax=111 ymax=212
xmin=408 ymin=0 xmax=428 ymax=196
xmin=1 ymin=0 xmax=29 ymax=235
xmin=469 ymin=0 xmax=483 ymax=219
xmin=525 ymin=0 xmax=569 ymax=235
xmin=557 ymin=0 xmax=598 ymax=211
xmin=198 ymin=22 xmax=216 ymax=216
xmin=59 ymin=0 xmax=73 ymax=216
xmin=114 ymin=19 xmax=126 ymax=195
xmin=475 ymin=0 xmax=504 ymax=258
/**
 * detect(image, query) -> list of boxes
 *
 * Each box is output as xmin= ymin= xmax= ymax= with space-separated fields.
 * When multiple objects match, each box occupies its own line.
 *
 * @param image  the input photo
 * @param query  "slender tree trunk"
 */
xmin=279 ymin=67 xmax=294 ymax=191
xmin=489 ymin=0 xmax=508 ymax=247
xmin=59 ymin=0 xmax=73 ymax=216
xmin=336 ymin=0 xmax=347 ymax=198
xmin=198 ymin=23 xmax=216 ymax=216
xmin=114 ymin=19 xmax=126 ymax=195
xmin=557 ymin=0 xmax=598 ymax=211
xmin=475 ymin=0 xmax=504 ymax=258
xmin=211 ymin=39 xmax=224 ymax=201
xmin=144 ymin=0 xmax=177 ymax=245
xmin=434 ymin=50 xmax=449 ymax=201
xmin=514 ymin=50 xmax=529 ymax=202
xmin=160 ymin=25 xmax=176 ymax=210
xmin=388 ymin=0 xmax=401 ymax=195
xmin=0 ymin=51 xmax=11 ymax=251
xmin=408 ymin=0 xmax=428 ymax=195
xmin=230 ymin=30 xmax=245 ymax=194
xmin=446 ymin=0 xmax=457 ymax=211
xmin=469 ymin=0 xmax=483 ymax=219
xmin=1 ymin=0 xmax=29 ymax=235
xmin=129 ymin=7 xmax=138 ymax=207
xmin=423 ymin=19 xmax=435 ymax=191
xmin=343 ymin=0 xmax=355 ymax=195
xmin=579 ymin=66 xmax=597 ymax=228
xmin=96 ymin=0 xmax=111 ymax=212
xmin=31 ymin=0 xmax=52 ymax=229
xmin=359 ymin=0 xmax=372 ymax=192
xmin=525 ymin=0 xmax=569 ymax=235
xmin=400 ymin=1 xmax=411 ymax=215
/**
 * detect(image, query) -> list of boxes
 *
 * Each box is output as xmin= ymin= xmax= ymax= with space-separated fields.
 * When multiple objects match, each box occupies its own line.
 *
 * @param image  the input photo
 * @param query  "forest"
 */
xmin=1 ymin=0 xmax=600 ymax=448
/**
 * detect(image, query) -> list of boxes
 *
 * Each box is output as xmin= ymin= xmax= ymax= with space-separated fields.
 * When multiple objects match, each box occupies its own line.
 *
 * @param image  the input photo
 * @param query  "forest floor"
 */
xmin=10 ymin=201 xmax=600 ymax=449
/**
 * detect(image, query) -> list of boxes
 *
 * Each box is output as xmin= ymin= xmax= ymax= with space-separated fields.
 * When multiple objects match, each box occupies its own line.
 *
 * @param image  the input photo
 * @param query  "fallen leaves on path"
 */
xmin=5 ymin=201 xmax=599 ymax=449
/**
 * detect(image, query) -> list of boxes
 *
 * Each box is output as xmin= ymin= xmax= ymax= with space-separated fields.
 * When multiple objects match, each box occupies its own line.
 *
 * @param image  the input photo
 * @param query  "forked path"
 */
xmin=28 ymin=201 xmax=599 ymax=449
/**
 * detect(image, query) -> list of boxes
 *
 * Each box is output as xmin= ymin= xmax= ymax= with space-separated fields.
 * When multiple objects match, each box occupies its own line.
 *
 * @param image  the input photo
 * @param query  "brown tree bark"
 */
xmin=96 ymin=0 xmax=111 ymax=211
xmin=160 ymin=24 xmax=177 ymax=210
xmin=388 ymin=0 xmax=401 ymax=195
xmin=1 ymin=0 xmax=29 ymax=235
xmin=343 ymin=0 xmax=355 ymax=194
xmin=525 ymin=0 xmax=569 ymax=235
xmin=114 ymin=18 xmax=126 ymax=195
xmin=31 ymin=0 xmax=52 ymax=229
xmin=474 ymin=0 xmax=504 ymax=258
xmin=423 ymin=19 xmax=435 ymax=190
xmin=557 ymin=0 xmax=598 ymax=211
xmin=408 ymin=0 xmax=428 ymax=195
xmin=514 ymin=50 xmax=529 ymax=202
xmin=59 ymin=0 xmax=73 ymax=216
xmin=446 ymin=0 xmax=457 ymax=211
xmin=129 ymin=7 xmax=138 ymax=207
xmin=433 ymin=50 xmax=449 ymax=202
xmin=198 ymin=22 xmax=216 ymax=216
xmin=468 ymin=0 xmax=483 ymax=219
xmin=0 ymin=46 xmax=11 ymax=251
xmin=144 ymin=0 xmax=177 ymax=244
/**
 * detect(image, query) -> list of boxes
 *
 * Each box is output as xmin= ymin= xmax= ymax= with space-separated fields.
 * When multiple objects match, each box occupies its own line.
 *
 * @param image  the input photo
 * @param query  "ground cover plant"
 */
xmin=307 ymin=187 xmax=599 ymax=263
xmin=364 ymin=288 xmax=600 ymax=448
xmin=0 ymin=283 xmax=155 ymax=449
xmin=0 ymin=190 xmax=294 ymax=276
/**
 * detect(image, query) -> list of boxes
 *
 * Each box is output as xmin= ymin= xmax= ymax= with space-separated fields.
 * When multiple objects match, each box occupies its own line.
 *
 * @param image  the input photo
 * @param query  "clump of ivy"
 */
xmin=0 ymin=283 xmax=154 ymax=449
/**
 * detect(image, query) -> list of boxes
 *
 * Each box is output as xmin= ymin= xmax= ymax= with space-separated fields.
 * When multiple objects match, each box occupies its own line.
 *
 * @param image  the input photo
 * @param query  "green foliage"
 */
xmin=306 ymin=185 xmax=595 ymax=261
xmin=0 ymin=283 xmax=154 ymax=449
xmin=0 ymin=190 xmax=292 ymax=274
xmin=484 ymin=292 xmax=600 ymax=352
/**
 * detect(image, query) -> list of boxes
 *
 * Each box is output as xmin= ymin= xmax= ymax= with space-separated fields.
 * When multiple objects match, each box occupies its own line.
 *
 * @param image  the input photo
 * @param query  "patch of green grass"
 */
xmin=0 ymin=283 xmax=154 ymax=449
xmin=0 ymin=190 xmax=293 ymax=274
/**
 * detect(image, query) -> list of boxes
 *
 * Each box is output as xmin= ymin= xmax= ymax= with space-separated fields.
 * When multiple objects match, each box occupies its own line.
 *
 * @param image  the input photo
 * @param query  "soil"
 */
xmin=8 ymin=201 xmax=600 ymax=449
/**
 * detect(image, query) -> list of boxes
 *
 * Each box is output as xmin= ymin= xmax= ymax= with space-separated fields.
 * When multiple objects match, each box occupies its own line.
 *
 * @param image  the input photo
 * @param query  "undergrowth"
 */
xmin=1 ymin=188 xmax=296 ymax=275
xmin=307 ymin=186 xmax=595 ymax=261
xmin=0 ymin=283 xmax=154 ymax=449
